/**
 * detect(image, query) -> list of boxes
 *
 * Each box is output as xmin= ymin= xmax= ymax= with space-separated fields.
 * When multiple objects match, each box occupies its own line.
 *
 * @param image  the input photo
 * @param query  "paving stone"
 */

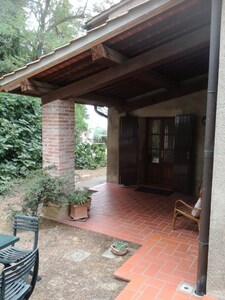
xmin=63 ymin=250 xmax=91 ymax=262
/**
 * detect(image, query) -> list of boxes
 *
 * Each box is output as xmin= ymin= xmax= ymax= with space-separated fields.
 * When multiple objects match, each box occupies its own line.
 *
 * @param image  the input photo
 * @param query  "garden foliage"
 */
xmin=75 ymin=143 xmax=107 ymax=169
xmin=0 ymin=94 xmax=42 ymax=192
xmin=5 ymin=168 xmax=92 ymax=216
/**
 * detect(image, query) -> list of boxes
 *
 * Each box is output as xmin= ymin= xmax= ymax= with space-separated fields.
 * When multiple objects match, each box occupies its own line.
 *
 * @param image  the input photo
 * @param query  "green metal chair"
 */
xmin=0 ymin=215 xmax=39 ymax=266
xmin=0 ymin=248 xmax=39 ymax=300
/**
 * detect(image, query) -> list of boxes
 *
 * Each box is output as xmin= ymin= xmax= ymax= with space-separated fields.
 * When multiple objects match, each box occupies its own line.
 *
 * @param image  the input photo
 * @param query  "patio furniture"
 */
xmin=0 ymin=215 xmax=39 ymax=266
xmin=0 ymin=248 xmax=39 ymax=300
xmin=172 ymin=199 xmax=201 ymax=230
xmin=0 ymin=234 xmax=19 ymax=250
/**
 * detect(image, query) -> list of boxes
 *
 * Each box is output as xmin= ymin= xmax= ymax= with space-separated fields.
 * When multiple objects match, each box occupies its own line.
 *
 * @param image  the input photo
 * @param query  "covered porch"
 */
xmin=0 ymin=0 xmax=224 ymax=298
xmin=55 ymin=182 xmax=206 ymax=300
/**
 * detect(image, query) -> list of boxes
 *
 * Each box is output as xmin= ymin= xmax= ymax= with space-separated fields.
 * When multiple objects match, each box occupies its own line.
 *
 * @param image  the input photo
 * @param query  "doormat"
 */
xmin=136 ymin=186 xmax=173 ymax=196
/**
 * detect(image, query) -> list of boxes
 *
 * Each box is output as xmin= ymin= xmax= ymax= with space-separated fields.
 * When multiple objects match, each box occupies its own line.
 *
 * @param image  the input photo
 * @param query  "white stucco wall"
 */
xmin=207 ymin=2 xmax=225 ymax=298
xmin=107 ymin=91 xmax=206 ymax=191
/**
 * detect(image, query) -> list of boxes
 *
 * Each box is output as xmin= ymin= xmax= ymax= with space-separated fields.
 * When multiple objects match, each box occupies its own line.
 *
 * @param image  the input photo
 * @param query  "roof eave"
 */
xmin=0 ymin=0 xmax=186 ymax=93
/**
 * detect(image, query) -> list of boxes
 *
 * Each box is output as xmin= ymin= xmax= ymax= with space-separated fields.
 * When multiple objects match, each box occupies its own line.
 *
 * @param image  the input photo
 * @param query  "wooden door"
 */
xmin=119 ymin=116 xmax=138 ymax=185
xmin=173 ymin=115 xmax=195 ymax=194
xmin=146 ymin=118 xmax=175 ymax=188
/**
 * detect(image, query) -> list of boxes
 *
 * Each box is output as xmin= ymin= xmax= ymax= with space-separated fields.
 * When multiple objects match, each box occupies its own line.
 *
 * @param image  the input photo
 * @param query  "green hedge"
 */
xmin=0 ymin=94 xmax=42 ymax=193
xmin=75 ymin=143 xmax=107 ymax=169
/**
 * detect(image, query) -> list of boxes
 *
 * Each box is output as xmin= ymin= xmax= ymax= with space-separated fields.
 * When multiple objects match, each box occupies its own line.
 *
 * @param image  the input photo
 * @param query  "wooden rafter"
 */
xmin=42 ymin=26 xmax=209 ymax=103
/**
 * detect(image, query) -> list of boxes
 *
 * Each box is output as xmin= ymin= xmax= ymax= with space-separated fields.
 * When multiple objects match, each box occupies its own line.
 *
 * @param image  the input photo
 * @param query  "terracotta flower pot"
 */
xmin=110 ymin=244 xmax=128 ymax=256
xmin=69 ymin=204 xmax=88 ymax=221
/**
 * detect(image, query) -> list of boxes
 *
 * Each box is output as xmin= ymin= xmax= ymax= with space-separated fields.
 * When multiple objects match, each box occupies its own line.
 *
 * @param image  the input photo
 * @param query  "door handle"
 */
xmin=161 ymin=150 xmax=164 ymax=159
xmin=187 ymin=151 xmax=190 ymax=160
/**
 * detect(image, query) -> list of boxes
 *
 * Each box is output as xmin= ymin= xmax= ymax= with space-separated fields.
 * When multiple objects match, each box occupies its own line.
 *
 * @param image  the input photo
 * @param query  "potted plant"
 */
xmin=68 ymin=188 xmax=92 ymax=221
xmin=111 ymin=241 xmax=128 ymax=256
xmin=5 ymin=169 xmax=72 ymax=219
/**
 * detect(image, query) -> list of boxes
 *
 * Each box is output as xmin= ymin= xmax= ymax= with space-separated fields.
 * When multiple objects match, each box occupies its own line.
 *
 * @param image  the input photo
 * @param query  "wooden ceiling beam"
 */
xmin=42 ymin=26 xmax=209 ymax=103
xmin=21 ymin=79 xmax=59 ymax=96
xmin=76 ymin=93 xmax=124 ymax=107
xmin=42 ymin=92 xmax=124 ymax=107
xmin=91 ymin=44 xmax=128 ymax=66
xmin=118 ymin=74 xmax=208 ymax=113
xmin=91 ymin=43 xmax=176 ymax=89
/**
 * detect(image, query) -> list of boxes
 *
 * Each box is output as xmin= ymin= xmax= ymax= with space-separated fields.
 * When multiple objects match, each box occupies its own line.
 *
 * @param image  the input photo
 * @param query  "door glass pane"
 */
xmin=152 ymin=135 xmax=160 ymax=148
xmin=151 ymin=120 xmax=160 ymax=134
xmin=151 ymin=149 xmax=160 ymax=163
xmin=164 ymin=135 xmax=174 ymax=149
xmin=164 ymin=119 xmax=174 ymax=135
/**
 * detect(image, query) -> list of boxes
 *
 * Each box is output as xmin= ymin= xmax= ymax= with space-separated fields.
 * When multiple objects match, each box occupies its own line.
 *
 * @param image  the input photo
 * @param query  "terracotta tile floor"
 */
xmin=56 ymin=183 xmax=217 ymax=300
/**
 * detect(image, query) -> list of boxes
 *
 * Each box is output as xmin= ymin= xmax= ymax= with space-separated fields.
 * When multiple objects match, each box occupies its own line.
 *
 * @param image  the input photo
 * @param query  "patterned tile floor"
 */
xmin=55 ymin=183 xmax=217 ymax=300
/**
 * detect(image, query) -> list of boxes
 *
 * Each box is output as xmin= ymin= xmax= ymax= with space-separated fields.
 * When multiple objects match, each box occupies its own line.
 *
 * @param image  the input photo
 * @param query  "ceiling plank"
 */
xmin=42 ymin=26 xmax=209 ymax=103
xmin=118 ymin=74 xmax=208 ymax=112
xmin=134 ymin=71 xmax=176 ymax=89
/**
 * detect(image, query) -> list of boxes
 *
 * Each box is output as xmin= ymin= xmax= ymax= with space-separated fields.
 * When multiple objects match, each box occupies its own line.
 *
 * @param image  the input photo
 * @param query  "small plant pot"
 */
xmin=70 ymin=204 xmax=88 ymax=221
xmin=110 ymin=241 xmax=128 ymax=256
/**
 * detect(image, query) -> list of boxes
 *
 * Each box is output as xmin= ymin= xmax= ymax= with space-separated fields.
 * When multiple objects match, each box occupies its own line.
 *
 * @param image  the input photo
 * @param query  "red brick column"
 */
xmin=42 ymin=100 xmax=75 ymax=183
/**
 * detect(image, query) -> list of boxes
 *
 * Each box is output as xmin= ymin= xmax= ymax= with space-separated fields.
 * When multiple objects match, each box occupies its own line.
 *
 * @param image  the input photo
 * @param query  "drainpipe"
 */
xmin=94 ymin=106 xmax=108 ymax=119
xmin=195 ymin=0 xmax=222 ymax=296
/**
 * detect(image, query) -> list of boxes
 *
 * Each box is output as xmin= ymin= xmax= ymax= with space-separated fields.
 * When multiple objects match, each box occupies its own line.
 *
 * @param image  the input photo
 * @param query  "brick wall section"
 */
xmin=42 ymin=100 xmax=75 ymax=182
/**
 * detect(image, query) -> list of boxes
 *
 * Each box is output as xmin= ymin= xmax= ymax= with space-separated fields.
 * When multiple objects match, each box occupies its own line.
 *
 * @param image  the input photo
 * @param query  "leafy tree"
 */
xmin=93 ymin=127 xmax=107 ymax=144
xmin=0 ymin=0 xmax=87 ymax=74
xmin=25 ymin=0 xmax=90 ymax=60
xmin=92 ymin=0 xmax=119 ymax=14
xmin=0 ymin=0 xmax=27 ymax=75
xmin=75 ymin=104 xmax=89 ymax=143
xmin=0 ymin=0 xmax=119 ymax=75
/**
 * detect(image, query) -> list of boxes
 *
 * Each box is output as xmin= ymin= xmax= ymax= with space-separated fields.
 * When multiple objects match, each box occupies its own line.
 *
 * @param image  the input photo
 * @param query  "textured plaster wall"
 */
xmin=207 ymin=2 xmax=225 ymax=298
xmin=107 ymin=91 xmax=206 ymax=191
xmin=107 ymin=108 xmax=121 ymax=183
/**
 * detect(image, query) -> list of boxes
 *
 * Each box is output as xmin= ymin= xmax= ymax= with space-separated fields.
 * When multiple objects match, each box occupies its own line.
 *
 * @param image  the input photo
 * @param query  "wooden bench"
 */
xmin=0 ymin=248 xmax=39 ymax=300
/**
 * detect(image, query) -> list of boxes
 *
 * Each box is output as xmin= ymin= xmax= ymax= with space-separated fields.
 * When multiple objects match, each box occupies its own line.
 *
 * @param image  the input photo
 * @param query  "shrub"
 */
xmin=0 ymin=94 xmax=42 ymax=192
xmin=4 ymin=169 xmax=92 ymax=216
xmin=5 ymin=169 xmax=71 ymax=216
xmin=75 ymin=143 xmax=106 ymax=169
xmin=68 ymin=187 xmax=92 ymax=205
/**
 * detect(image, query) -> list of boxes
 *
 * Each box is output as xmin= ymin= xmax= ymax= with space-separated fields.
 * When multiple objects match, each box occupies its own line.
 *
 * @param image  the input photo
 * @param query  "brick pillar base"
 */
xmin=42 ymin=100 xmax=75 ymax=186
